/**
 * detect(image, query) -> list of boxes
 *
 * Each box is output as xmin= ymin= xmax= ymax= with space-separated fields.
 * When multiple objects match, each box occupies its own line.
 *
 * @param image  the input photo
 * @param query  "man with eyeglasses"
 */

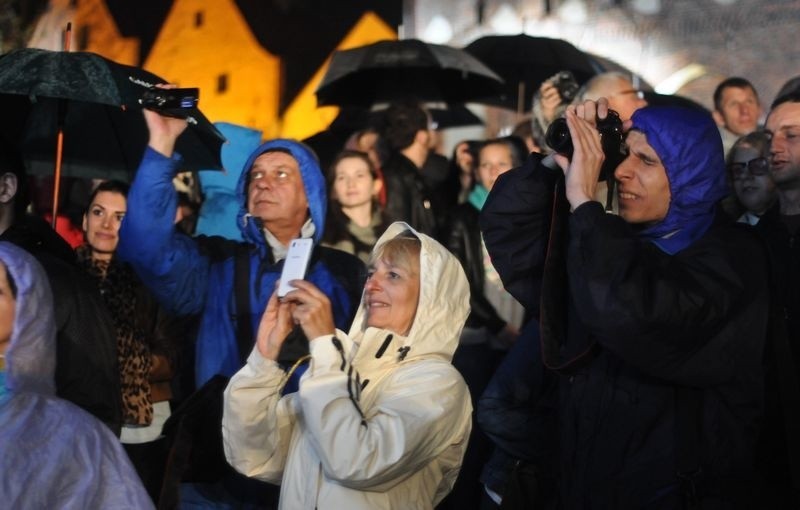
xmin=726 ymin=131 xmax=775 ymax=225
xmin=752 ymin=90 xmax=800 ymax=507
xmin=577 ymin=71 xmax=648 ymax=121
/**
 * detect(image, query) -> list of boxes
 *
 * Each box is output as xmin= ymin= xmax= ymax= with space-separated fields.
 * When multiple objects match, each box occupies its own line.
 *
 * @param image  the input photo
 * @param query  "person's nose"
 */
xmin=364 ymin=275 xmax=382 ymax=293
xmin=614 ymin=158 xmax=634 ymax=181
xmin=770 ymin=136 xmax=785 ymax=157
xmin=101 ymin=214 xmax=112 ymax=229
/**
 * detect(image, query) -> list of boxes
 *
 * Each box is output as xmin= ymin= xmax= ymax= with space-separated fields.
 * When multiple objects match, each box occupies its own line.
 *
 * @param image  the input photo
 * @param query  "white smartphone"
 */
xmin=277 ymin=238 xmax=314 ymax=298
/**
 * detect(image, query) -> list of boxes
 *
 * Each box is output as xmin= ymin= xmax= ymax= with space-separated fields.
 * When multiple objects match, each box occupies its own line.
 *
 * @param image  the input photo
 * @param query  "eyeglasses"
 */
xmin=728 ymin=157 xmax=770 ymax=180
xmin=610 ymin=89 xmax=645 ymax=100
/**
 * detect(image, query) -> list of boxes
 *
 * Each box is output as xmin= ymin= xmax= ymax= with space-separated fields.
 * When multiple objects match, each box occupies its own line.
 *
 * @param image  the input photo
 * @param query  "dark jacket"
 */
xmin=752 ymin=205 xmax=800 ymax=504
xmin=477 ymin=319 xmax=558 ymax=503
xmin=0 ymin=214 xmax=122 ymax=435
xmin=480 ymin=107 xmax=769 ymax=508
xmin=446 ymin=202 xmax=506 ymax=334
xmin=119 ymin=142 xmax=365 ymax=389
xmin=382 ymin=152 xmax=438 ymax=237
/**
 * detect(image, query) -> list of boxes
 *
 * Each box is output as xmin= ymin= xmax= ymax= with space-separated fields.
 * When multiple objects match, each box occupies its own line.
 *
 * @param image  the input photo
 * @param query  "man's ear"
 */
xmin=711 ymin=109 xmax=726 ymax=128
xmin=0 ymin=173 xmax=18 ymax=205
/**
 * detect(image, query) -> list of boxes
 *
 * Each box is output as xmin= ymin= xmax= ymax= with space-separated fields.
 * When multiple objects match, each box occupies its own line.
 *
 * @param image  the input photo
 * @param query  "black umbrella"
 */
xmin=316 ymin=39 xmax=504 ymax=108
xmin=429 ymin=104 xmax=483 ymax=129
xmin=464 ymin=34 xmax=599 ymax=113
xmin=0 ymin=48 xmax=225 ymax=181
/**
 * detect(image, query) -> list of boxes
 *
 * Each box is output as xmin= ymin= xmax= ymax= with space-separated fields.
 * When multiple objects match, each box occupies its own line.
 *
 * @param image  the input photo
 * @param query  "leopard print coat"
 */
xmin=77 ymin=245 xmax=153 ymax=426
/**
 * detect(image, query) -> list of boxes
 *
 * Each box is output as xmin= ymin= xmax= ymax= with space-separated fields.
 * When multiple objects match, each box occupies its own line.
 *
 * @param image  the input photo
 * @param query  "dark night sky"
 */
xmin=106 ymin=0 xmax=402 ymax=111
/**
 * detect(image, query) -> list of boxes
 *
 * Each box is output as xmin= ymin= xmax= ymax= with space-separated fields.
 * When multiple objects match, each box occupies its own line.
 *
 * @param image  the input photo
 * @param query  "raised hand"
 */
xmin=281 ymin=280 xmax=336 ymax=341
xmin=256 ymin=289 xmax=295 ymax=360
xmin=143 ymin=84 xmax=188 ymax=158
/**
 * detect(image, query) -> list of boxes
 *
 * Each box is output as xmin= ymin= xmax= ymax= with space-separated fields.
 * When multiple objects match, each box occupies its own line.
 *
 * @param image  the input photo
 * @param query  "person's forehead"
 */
xmin=480 ymin=143 xmax=510 ymax=158
xmin=721 ymin=86 xmax=757 ymax=104
xmin=766 ymin=102 xmax=800 ymax=129
xmin=92 ymin=191 xmax=126 ymax=208
xmin=336 ymin=156 xmax=370 ymax=174
xmin=250 ymin=151 xmax=299 ymax=171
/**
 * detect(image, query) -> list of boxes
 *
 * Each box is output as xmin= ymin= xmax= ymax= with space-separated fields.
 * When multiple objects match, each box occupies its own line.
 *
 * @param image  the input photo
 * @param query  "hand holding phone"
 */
xmin=277 ymin=238 xmax=313 ymax=299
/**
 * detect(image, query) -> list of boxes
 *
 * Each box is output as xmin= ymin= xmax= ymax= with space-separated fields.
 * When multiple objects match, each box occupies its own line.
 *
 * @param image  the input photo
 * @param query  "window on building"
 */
xmin=217 ymin=74 xmax=228 ymax=94
xmin=195 ymin=11 xmax=204 ymax=27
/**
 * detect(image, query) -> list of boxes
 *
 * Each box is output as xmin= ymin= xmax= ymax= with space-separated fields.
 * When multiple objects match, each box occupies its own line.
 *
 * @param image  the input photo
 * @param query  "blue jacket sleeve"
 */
xmin=117 ymin=147 xmax=209 ymax=316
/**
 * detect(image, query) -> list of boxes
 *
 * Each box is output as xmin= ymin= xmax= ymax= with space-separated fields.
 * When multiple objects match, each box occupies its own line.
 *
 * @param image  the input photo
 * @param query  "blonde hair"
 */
xmin=369 ymin=232 xmax=421 ymax=276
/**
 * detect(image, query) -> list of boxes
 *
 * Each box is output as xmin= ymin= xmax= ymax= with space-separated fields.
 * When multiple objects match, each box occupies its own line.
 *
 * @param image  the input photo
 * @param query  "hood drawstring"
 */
xmin=375 ymin=334 xmax=394 ymax=358
xmin=330 ymin=336 xmax=367 ymax=427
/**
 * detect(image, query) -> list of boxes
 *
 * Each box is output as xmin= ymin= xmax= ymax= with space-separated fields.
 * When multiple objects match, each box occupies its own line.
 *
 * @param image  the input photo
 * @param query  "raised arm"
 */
xmin=117 ymin=107 xmax=209 ymax=315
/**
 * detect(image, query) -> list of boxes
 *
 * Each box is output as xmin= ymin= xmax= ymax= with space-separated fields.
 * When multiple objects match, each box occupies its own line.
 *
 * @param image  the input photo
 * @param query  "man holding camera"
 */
xmin=480 ymin=101 xmax=769 ymax=507
xmin=118 ymin=107 xmax=365 ymax=391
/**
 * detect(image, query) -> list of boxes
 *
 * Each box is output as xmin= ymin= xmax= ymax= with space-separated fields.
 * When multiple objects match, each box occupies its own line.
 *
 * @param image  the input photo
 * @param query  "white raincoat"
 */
xmin=223 ymin=223 xmax=472 ymax=509
xmin=0 ymin=242 xmax=153 ymax=509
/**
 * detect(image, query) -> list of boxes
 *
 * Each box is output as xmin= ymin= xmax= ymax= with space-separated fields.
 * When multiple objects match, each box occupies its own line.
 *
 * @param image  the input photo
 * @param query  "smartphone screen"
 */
xmin=277 ymin=238 xmax=314 ymax=298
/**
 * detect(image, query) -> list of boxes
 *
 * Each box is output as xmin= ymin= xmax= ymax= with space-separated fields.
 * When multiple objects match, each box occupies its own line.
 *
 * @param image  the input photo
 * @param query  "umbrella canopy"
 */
xmin=316 ymin=39 xmax=504 ymax=107
xmin=0 ymin=48 xmax=226 ymax=180
xmin=464 ymin=34 xmax=599 ymax=112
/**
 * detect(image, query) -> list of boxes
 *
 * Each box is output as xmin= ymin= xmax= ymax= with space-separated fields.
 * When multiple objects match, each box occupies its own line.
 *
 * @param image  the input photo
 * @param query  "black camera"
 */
xmin=139 ymin=88 xmax=199 ymax=115
xmin=550 ymin=71 xmax=580 ymax=104
xmin=544 ymin=109 xmax=625 ymax=181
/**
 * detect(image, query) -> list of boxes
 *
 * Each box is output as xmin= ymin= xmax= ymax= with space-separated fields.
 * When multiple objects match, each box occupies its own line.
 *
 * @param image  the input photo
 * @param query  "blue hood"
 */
xmin=234 ymin=139 xmax=327 ymax=249
xmin=629 ymin=106 xmax=729 ymax=254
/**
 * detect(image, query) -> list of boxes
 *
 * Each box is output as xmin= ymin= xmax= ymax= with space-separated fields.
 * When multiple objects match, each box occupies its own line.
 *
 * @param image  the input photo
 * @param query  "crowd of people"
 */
xmin=1 ymin=68 xmax=800 ymax=510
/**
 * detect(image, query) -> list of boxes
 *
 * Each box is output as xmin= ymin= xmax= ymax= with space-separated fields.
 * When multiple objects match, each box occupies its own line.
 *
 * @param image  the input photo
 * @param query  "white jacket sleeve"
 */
xmin=222 ymin=348 xmax=297 ymax=484
xmin=299 ymin=335 xmax=472 ymax=492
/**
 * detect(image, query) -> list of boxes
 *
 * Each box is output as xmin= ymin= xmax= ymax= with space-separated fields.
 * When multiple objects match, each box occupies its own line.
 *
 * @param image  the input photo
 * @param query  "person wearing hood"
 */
xmin=118 ymin=103 xmax=365 ymax=392
xmin=0 ymin=242 xmax=153 ymax=509
xmin=480 ymin=103 xmax=769 ymax=507
xmin=223 ymin=223 xmax=473 ymax=509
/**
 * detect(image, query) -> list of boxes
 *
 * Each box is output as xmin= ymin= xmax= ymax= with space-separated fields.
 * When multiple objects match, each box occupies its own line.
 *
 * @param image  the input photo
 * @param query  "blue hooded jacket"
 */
xmin=630 ymin=106 xmax=730 ymax=254
xmin=119 ymin=140 xmax=363 ymax=388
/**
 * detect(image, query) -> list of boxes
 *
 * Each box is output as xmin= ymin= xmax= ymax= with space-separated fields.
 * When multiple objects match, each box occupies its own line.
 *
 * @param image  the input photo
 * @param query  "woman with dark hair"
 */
xmin=322 ymin=150 xmax=390 ymax=263
xmin=77 ymin=179 xmax=185 ymax=505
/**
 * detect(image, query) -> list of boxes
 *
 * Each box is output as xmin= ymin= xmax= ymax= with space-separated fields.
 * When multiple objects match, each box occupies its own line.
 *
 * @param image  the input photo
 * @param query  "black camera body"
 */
xmin=550 ymin=71 xmax=580 ymax=104
xmin=544 ymin=109 xmax=625 ymax=181
xmin=139 ymin=88 xmax=199 ymax=115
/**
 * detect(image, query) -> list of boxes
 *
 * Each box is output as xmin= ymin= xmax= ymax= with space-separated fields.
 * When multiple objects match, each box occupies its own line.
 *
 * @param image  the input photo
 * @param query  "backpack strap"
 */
xmin=233 ymin=243 xmax=254 ymax=365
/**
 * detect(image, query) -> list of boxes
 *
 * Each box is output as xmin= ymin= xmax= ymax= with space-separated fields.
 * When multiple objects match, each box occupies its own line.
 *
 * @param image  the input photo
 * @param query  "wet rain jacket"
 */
xmin=0 ymin=242 xmax=153 ymax=509
xmin=118 ymin=141 xmax=364 ymax=388
xmin=222 ymin=222 xmax=473 ymax=509
xmin=481 ymin=107 xmax=769 ymax=508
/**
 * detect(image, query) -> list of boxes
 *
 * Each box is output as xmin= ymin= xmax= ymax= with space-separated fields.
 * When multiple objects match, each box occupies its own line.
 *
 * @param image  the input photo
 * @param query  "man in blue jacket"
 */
xmin=480 ymin=102 xmax=769 ymax=508
xmin=118 ymin=106 xmax=364 ymax=391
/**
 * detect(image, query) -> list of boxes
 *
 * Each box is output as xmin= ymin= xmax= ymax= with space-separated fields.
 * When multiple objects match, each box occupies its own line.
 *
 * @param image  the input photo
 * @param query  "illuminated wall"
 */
xmin=279 ymin=11 xmax=397 ymax=141
xmin=144 ymin=0 xmax=281 ymax=139
xmin=28 ymin=0 xmax=139 ymax=65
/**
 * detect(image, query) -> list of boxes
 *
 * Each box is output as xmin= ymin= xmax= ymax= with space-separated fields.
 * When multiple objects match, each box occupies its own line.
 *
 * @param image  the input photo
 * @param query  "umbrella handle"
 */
xmin=51 ymin=128 xmax=64 ymax=229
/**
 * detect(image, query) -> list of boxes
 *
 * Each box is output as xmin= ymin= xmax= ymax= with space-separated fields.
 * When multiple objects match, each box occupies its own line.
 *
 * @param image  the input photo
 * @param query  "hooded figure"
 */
xmin=481 ymin=106 xmax=770 ymax=508
xmin=118 ymin=139 xmax=364 ymax=389
xmin=0 ymin=242 xmax=153 ymax=509
xmin=222 ymin=222 xmax=473 ymax=510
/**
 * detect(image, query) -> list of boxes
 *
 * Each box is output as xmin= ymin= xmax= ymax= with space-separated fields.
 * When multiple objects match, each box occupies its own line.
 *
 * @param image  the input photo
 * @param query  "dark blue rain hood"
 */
xmin=629 ymin=106 xmax=729 ymax=254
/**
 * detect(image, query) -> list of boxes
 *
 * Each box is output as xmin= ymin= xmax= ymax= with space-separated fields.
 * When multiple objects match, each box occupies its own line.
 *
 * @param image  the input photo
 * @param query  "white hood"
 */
xmin=348 ymin=222 xmax=470 ymax=364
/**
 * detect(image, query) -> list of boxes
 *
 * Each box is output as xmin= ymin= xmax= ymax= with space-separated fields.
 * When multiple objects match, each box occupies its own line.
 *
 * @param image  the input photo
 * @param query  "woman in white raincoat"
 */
xmin=0 ymin=242 xmax=153 ymax=509
xmin=223 ymin=222 xmax=473 ymax=509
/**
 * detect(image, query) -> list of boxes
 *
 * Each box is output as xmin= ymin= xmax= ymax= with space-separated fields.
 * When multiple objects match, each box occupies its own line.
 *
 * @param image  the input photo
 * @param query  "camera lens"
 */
xmin=545 ymin=117 xmax=574 ymax=156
